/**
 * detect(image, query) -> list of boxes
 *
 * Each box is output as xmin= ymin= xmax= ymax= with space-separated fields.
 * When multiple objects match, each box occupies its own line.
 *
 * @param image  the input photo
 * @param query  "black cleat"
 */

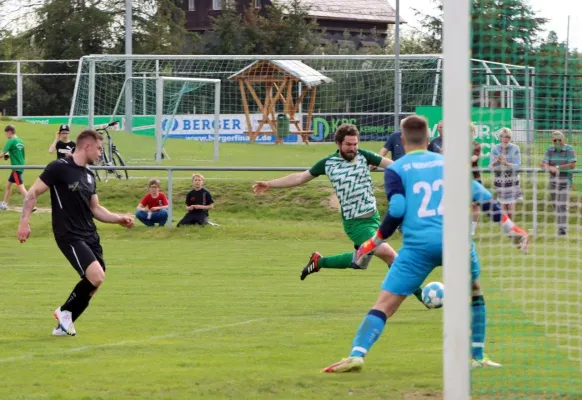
xmin=300 ymin=252 xmax=322 ymax=281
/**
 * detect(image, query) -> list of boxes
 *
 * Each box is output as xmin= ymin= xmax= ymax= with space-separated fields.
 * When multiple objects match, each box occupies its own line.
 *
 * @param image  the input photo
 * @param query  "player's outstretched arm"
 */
xmin=90 ymin=194 xmax=134 ymax=227
xmin=253 ymin=170 xmax=315 ymax=194
xmin=17 ymin=178 xmax=50 ymax=242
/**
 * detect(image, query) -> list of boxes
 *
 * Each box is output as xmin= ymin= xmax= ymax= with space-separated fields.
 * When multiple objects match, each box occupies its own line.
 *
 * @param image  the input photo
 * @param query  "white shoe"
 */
xmin=472 ymin=356 xmax=502 ymax=368
xmin=53 ymin=307 xmax=76 ymax=336
xmin=0 ymin=202 xmax=7 ymax=211
xmin=52 ymin=325 xmax=68 ymax=336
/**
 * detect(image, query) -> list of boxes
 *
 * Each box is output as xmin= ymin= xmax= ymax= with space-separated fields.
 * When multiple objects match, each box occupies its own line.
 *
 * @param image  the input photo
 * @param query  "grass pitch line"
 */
xmin=0 ymin=318 xmax=264 ymax=364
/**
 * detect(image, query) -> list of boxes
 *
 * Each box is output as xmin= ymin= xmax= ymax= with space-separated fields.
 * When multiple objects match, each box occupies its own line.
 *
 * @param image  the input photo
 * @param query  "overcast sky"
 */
xmin=398 ymin=0 xmax=582 ymax=50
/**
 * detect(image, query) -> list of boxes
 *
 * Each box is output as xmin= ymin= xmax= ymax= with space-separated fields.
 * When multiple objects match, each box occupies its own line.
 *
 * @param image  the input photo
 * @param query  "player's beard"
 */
xmin=340 ymin=150 xmax=356 ymax=161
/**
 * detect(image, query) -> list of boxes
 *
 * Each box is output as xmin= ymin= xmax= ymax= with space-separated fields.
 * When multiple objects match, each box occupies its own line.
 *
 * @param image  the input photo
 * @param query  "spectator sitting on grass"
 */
xmin=177 ymin=174 xmax=214 ymax=227
xmin=135 ymin=179 xmax=169 ymax=227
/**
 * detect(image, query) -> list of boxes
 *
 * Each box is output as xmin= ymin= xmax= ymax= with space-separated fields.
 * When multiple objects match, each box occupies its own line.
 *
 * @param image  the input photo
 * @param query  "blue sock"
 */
xmin=471 ymin=295 xmax=486 ymax=359
xmin=349 ymin=309 xmax=387 ymax=357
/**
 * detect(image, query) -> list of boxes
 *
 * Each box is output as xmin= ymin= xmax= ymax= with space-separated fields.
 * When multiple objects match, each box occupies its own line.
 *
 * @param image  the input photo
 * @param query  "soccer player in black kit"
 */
xmin=17 ymin=130 xmax=134 ymax=336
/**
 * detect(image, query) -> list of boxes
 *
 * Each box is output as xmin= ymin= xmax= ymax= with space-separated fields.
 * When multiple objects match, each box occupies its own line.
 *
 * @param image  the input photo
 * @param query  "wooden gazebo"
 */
xmin=228 ymin=60 xmax=333 ymax=144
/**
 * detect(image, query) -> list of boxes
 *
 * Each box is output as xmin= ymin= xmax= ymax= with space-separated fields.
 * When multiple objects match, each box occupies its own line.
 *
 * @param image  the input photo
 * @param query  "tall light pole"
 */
xmin=125 ymin=0 xmax=133 ymax=133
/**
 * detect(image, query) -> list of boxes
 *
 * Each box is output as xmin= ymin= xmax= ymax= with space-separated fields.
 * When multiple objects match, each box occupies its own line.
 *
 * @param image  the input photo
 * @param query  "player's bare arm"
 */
xmin=17 ymin=178 xmax=50 ymax=242
xmin=253 ymin=170 xmax=315 ymax=194
xmin=90 ymin=194 xmax=134 ymax=227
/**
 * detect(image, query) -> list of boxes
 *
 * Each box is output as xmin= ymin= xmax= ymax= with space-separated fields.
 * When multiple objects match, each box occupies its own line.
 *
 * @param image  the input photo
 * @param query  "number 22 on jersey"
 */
xmin=413 ymin=179 xmax=444 ymax=218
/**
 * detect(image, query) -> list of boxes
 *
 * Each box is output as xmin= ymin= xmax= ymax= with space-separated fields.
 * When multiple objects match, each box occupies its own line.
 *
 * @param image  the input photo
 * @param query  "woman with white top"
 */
xmin=488 ymin=128 xmax=522 ymax=220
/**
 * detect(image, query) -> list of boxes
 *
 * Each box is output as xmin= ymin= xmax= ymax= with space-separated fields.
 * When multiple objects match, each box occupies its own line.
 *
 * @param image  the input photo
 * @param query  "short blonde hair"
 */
xmin=552 ymin=130 xmax=565 ymax=141
xmin=499 ymin=127 xmax=512 ymax=139
xmin=148 ymin=178 xmax=161 ymax=187
xmin=401 ymin=115 xmax=429 ymax=145
xmin=192 ymin=173 xmax=205 ymax=181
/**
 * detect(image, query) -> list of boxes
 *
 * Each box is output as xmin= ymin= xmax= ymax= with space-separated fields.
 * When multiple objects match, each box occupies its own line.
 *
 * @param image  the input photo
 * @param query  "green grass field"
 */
xmin=0 ymin=120 xmax=580 ymax=399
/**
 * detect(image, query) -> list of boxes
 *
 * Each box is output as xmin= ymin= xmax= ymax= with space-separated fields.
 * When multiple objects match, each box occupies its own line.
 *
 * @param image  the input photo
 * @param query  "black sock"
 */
xmin=72 ymin=297 xmax=91 ymax=322
xmin=61 ymin=278 xmax=97 ymax=321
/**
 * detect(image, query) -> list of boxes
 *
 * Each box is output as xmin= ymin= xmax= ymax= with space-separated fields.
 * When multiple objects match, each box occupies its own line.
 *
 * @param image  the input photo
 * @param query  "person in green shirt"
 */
xmin=252 ymin=123 xmax=425 ymax=306
xmin=0 ymin=125 xmax=30 ymax=210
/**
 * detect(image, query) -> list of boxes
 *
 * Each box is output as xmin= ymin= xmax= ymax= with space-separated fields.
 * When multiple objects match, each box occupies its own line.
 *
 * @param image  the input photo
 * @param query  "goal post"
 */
xmin=84 ymin=75 xmax=221 ymax=164
xmin=442 ymin=1 xmax=471 ymax=400
xmin=152 ymin=77 xmax=221 ymax=163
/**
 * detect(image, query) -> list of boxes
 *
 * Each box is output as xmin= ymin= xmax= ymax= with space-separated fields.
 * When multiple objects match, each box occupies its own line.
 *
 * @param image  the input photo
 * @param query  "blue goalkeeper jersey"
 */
xmin=384 ymin=151 xmax=495 ymax=247
xmin=384 ymin=150 xmax=444 ymax=247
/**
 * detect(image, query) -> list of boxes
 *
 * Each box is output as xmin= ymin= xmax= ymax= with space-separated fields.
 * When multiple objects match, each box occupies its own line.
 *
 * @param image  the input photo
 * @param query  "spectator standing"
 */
xmin=541 ymin=131 xmax=576 ymax=236
xmin=49 ymin=124 xmax=76 ymax=159
xmin=488 ymin=128 xmax=522 ymax=221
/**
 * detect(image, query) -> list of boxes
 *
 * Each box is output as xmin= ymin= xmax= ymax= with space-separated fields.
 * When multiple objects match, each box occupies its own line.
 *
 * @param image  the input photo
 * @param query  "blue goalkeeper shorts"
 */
xmin=381 ymin=241 xmax=481 ymax=296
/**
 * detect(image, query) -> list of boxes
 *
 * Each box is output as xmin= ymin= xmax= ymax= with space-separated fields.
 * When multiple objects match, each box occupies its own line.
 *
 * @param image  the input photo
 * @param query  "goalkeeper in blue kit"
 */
xmin=322 ymin=115 xmax=529 ymax=373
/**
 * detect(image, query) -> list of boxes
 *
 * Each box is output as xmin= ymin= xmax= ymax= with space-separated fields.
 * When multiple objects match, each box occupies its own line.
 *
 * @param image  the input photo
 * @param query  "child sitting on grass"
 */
xmin=135 ymin=179 xmax=169 ymax=227
xmin=177 ymin=174 xmax=214 ymax=227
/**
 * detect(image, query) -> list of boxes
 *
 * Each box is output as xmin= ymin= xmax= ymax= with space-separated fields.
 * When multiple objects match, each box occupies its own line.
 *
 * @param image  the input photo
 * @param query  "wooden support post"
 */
xmin=304 ymin=86 xmax=318 ymax=144
xmin=238 ymin=79 xmax=254 ymax=142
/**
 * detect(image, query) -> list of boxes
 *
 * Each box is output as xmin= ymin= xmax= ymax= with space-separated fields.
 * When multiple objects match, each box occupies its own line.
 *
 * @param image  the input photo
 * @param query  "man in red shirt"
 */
xmin=135 ymin=179 xmax=169 ymax=227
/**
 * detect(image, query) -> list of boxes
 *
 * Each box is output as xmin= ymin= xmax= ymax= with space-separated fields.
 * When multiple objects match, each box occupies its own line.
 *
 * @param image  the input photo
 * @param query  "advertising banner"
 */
xmin=415 ymin=106 xmax=512 ymax=167
xmin=307 ymin=114 xmax=396 ymax=142
xmin=21 ymin=114 xmax=301 ymax=144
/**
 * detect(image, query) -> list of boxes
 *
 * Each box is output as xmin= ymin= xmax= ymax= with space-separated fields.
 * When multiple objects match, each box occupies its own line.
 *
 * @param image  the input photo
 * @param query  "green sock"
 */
xmin=413 ymin=287 xmax=424 ymax=304
xmin=318 ymin=252 xmax=354 ymax=269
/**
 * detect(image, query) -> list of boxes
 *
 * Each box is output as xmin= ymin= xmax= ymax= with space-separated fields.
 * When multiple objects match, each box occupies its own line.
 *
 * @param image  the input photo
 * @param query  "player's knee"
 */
xmin=85 ymin=262 xmax=105 ymax=287
xmin=375 ymin=243 xmax=397 ymax=263
xmin=472 ymin=280 xmax=482 ymax=295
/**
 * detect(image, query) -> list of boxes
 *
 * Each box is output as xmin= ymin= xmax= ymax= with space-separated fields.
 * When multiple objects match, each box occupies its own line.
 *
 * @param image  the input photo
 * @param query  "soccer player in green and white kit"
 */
xmin=253 ymin=124 xmax=425 ymax=304
xmin=0 ymin=125 xmax=30 ymax=210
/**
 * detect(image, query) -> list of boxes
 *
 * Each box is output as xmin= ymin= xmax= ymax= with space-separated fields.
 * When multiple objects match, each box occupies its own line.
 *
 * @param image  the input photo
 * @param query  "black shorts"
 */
xmin=56 ymin=237 xmax=105 ymax=277
xmin=8 ymin=171 xmax=23 ymax=185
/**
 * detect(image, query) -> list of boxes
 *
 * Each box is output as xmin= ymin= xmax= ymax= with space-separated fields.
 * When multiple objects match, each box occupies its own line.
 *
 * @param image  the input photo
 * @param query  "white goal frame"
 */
xmin=154 ymin=77 xmax=221 ymax=163
xmin=443 ymin=0 xmax=471 ymax=398
xmin=72 ymin=75 xmax=221 ymax=163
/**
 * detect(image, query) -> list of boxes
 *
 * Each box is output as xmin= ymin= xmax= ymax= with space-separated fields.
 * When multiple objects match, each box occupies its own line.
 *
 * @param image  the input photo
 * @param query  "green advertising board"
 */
xmin=20 ymin=116 xmax=157 ymax=136
xmin=21 ymin=116 xmax=117 ymax=127
xmin=415 ymin=106 xmax=512 ymax=167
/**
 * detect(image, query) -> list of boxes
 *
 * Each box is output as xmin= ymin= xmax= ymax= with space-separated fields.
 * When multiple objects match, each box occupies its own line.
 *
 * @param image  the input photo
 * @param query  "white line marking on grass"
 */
xmin=0 ymin=318 xmax=264 ymax=364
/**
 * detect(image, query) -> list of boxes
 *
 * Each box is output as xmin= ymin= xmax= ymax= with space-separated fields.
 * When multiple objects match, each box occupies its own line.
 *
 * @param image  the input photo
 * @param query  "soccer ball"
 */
xmin=422 ymin=281 xmax=444 ymax=309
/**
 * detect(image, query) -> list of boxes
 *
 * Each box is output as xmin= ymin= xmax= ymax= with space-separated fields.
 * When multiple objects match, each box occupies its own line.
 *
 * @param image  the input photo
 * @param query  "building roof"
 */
xmin=276 ymin=0 xmax=404 ymax=24
xmin=228 ymin=60 xmax=333 ymax=88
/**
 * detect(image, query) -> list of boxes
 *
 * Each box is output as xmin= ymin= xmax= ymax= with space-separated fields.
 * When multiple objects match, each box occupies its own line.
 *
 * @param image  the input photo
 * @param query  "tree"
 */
xmin=3 ymin=0 xmax=189 ymax=115
xmin=259 ymin=0 xmax=319 ymax=55
xmin=414 ymin=0 xmax=548 ymax=63
xmin=204 ymin=3 xmax=255 ymax=55
xmin=0 ymin=33 xmax=18 ymax=115
xmin=206 ymin=0 xmax=319 ymax=55
xmin=122 ymin=0 xmax=190 ymax=54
